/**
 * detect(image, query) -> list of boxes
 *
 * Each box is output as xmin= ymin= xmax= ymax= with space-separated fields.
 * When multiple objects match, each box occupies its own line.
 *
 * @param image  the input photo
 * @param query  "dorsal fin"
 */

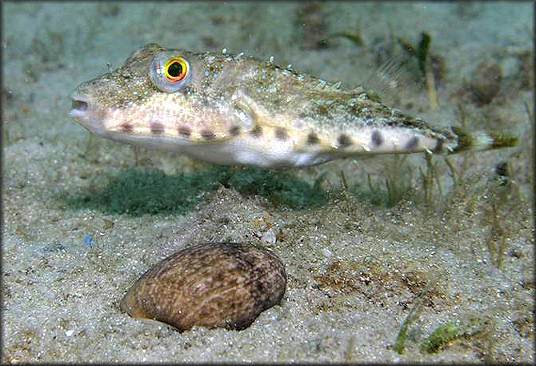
xmin=360 ymin=55 xmax=420 ymax=108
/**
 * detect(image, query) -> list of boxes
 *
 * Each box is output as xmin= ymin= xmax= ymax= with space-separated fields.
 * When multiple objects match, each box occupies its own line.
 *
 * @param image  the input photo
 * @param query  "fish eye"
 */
xmin=150 ymin=53 xmax=191 ymax=93
xmin=164 ymin=57 xmax=188 ymax=82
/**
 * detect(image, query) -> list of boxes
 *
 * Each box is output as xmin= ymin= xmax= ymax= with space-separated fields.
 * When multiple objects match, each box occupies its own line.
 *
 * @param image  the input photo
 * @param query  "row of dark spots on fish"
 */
xmin=335 ymin=130 xmax=444 ymax=152
xmin=150 ymin=121 xmax=215 ymax=139
xmin=118 ymin=121 xmax=236 ymax=141
xmin=119 ymin=121 xmax=443 ymax=152
xmin=177 ymin=125 xmax=216 ymax=140
xmin=333 ymin=130 xmax=438 ymax=151
xmin=119 ymin=121 xmax=256 ymax=141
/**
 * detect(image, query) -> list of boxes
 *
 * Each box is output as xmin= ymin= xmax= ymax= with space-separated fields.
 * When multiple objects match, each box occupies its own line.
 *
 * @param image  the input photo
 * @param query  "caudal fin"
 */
xmin=449 ymin=126 xmax=518 ymax=153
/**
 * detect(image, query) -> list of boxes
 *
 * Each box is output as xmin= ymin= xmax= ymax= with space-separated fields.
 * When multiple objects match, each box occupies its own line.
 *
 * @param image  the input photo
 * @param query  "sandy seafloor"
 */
xmin=1 ymin=1 xmax=534 ymax=363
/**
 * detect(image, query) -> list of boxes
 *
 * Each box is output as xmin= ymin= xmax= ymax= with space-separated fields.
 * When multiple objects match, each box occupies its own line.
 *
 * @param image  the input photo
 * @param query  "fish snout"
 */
xmin=70 ymin=94 xmax=90 ymax=119
xmin=69 ymin=93 xmax=109 ymax=135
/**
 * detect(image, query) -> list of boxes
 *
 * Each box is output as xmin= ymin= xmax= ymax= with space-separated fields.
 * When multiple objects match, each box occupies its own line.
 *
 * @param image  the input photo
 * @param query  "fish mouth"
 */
xmin=69 ymin=94 xmax=90 ymax=118
xmin=69 ymin=93 xmax=107 ymax=135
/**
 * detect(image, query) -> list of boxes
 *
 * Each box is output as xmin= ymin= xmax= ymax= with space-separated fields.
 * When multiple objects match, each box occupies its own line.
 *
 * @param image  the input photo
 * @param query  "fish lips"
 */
xmin=70 ymin=94 xmax=89 ymax=118
xmin=70 ymin=93 xmax=109 ymax=135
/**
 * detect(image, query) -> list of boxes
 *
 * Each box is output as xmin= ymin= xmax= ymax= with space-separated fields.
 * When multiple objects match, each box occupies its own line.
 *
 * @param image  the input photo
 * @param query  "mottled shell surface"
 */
xmin=120 ymin=242 xmax=287 ymax=331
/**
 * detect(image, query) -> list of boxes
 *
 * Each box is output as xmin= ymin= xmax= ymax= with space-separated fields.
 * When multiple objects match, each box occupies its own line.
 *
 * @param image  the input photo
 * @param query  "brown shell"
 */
xmin=120 ymin=242 xmax=287 ymax=331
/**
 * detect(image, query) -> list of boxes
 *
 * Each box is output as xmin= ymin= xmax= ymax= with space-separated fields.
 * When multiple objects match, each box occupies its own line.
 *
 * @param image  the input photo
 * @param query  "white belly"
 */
xmin=107 ymin=132 xmax=332 ymax=168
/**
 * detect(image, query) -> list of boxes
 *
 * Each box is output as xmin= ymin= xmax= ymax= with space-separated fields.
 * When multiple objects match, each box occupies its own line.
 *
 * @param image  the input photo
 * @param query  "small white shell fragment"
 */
xmin=261 ymin=228 xmax=278 ymax=244
xmin=65 ymin=329 xmax=75 ymax=337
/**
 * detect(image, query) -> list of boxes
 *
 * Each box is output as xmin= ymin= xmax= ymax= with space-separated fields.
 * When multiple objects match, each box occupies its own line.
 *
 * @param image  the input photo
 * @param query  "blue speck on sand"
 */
xmin=83 ymin=235 xmax=93 ymax=247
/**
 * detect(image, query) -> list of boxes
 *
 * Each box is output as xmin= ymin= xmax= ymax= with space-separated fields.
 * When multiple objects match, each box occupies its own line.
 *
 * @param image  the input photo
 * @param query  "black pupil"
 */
xmin=168 ymin=61 xmax=183 ymax=77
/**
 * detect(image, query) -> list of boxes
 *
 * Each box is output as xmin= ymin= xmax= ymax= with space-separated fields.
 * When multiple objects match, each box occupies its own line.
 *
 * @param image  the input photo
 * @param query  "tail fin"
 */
xmin=449 ymin=126 xmax=518 ymax=153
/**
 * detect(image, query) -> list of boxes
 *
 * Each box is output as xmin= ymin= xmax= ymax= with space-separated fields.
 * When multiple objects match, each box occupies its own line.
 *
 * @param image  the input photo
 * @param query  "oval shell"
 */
xmin=120 ymin=242 xmax=287 ymax=331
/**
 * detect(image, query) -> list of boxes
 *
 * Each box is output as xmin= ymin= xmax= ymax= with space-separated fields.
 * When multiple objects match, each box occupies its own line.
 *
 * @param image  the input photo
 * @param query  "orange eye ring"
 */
xmin=150 ymin=52 xmax=191 ymax=93
xmin=164 ymin=57 xmax=188 ymax=83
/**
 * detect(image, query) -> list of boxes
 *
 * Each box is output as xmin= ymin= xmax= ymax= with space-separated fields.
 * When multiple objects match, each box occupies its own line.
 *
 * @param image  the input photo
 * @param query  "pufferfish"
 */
xmin=70 ymin=43 xmax=517 ymax=168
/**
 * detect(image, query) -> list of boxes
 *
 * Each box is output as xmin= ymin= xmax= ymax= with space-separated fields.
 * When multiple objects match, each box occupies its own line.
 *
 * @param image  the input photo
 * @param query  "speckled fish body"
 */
xmin=70 ymin=43 xmax=517 ymax=168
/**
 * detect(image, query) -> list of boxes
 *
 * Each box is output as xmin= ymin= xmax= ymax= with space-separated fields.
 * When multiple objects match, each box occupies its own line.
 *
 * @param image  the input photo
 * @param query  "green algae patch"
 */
xmin=420 ymin=314 xmax=490 ymax=354
xmin=67 ymin=168 xmax=221 ymax=216
xmin=224 ymin=167 xmax=327 ymax=210
xmin=393 ymin=276 xmax=439 ymax=354
xmin=63 ymin=166 xmax=328 ymax=216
